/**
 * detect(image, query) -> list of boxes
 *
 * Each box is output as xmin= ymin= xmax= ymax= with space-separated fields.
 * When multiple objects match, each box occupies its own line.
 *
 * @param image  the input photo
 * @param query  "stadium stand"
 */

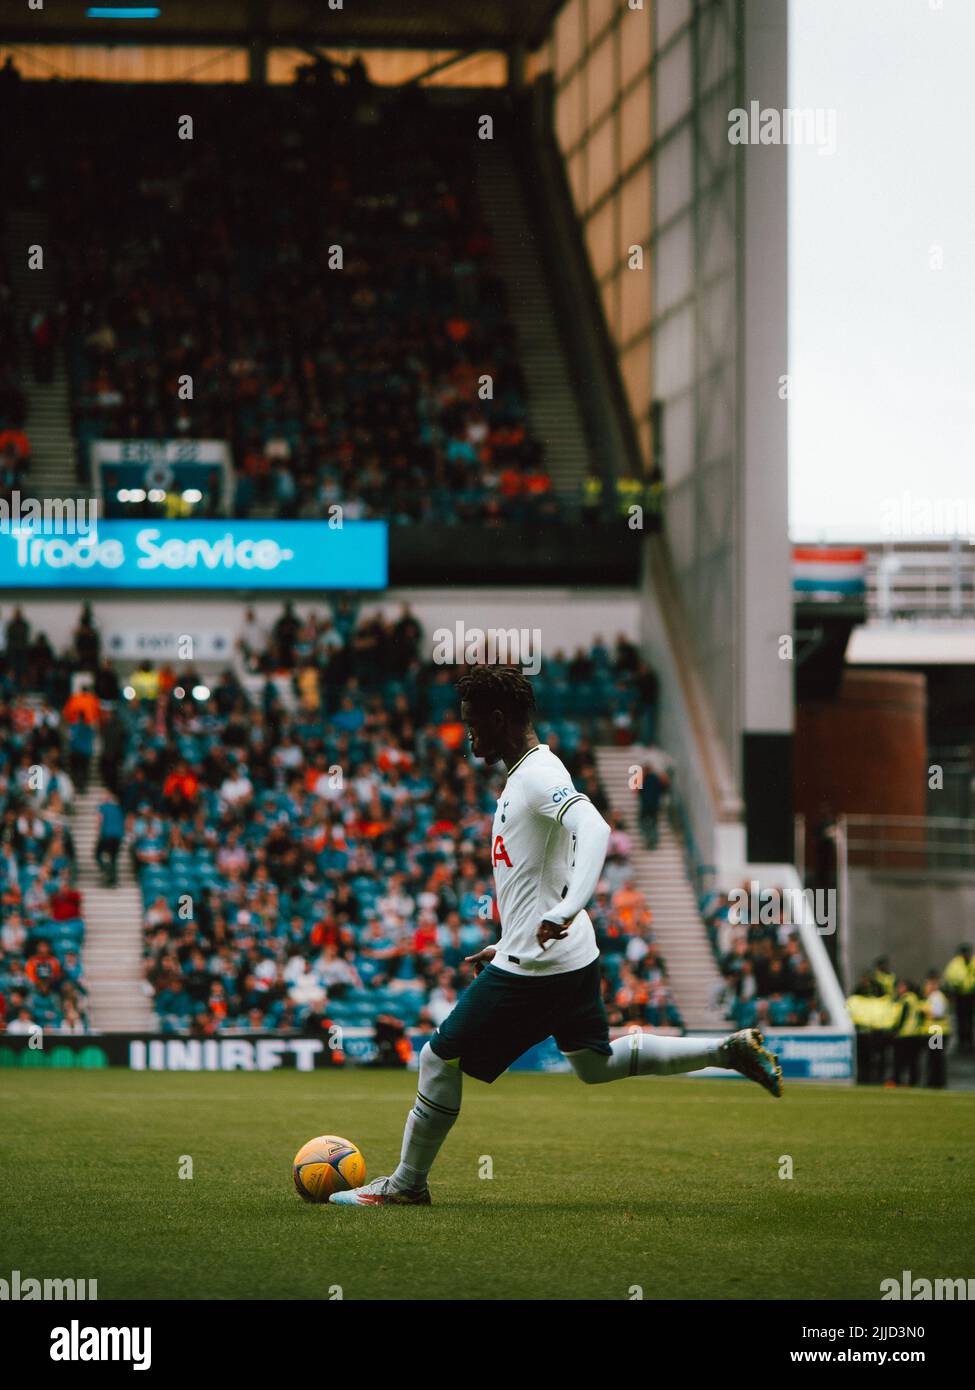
xmin=129 ymin=612 xmax=675 ymax=1038
xmin=701 ymin=883 xmax=824 ymax=1030
xmin=0 ymin=58 xmax=850 ymax=1067
xmin=0 ymin=238 xmax=32 ymax=508
xmin=12 ymin=81 xmax=567 ymax=525
xmin=0 ymin=683 xmax=90 ymax=1035
xmin=0 ymin=599 xmax=838 ymax=1046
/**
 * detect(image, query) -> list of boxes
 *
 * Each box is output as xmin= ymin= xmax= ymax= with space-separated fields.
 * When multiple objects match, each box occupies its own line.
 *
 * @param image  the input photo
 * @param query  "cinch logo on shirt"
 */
xmin=492 ymin=835 xmax=512 ymax=867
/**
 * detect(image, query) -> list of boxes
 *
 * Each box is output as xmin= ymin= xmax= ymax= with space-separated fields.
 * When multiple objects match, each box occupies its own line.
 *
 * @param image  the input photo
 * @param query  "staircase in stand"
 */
xmin=4 ymin=206 xmax=81 ymax=503
xmin=476 ymin=145 xmax=591 ymax=507
xmin=74 ymin=773 xmax=153 ymax=1032
xmin=595 ymin=745 xmax=727 ymax=1032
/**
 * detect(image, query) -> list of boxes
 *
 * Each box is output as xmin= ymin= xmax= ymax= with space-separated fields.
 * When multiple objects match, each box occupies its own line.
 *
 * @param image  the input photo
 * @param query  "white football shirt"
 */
xmin=488 ymin=744 xmax=600 ymax=977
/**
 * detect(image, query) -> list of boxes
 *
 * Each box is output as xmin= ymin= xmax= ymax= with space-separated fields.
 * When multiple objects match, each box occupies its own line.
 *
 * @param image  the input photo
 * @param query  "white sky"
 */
xmin=789 ymin=0 xmax=975 ymax=541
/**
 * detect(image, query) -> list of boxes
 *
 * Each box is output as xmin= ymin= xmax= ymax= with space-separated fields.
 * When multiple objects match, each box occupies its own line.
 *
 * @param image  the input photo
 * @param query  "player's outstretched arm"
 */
xmin=465 ymin=946 xmax=497 ymax=975
xmin=537 ymin=799 xmax=611 ymax=946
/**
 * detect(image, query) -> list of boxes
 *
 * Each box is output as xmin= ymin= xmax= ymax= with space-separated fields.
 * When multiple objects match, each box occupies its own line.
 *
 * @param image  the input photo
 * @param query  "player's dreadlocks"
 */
xmin=456 ymin=665 xmax=536 ymax=726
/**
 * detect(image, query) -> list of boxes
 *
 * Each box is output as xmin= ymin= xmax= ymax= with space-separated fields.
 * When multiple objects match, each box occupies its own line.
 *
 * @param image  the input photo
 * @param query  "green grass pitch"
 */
xmin=2 ymin=1070 xmax=972 ymax=1300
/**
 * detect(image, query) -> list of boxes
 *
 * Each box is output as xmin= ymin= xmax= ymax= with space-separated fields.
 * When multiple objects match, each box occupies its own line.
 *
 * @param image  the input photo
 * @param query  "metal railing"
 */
xmin=866 ymin=542 xmax=975 ymax=620
xmin=840 ymin=813 xmax=975 ymax=872
xmin=667 ymin=775 xmax=715 ymax=905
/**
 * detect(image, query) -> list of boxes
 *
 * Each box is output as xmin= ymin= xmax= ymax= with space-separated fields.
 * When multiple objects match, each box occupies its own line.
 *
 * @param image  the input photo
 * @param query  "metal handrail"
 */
xmin=837 ymin=812 xmax=975 ymax=871
xmin=668 ymin=776 xmax=714 ymax=903
xmin=863 ymin=542 xmax=975 ymax=619
xmin=843 ymin=814 xmax=975 ymax=829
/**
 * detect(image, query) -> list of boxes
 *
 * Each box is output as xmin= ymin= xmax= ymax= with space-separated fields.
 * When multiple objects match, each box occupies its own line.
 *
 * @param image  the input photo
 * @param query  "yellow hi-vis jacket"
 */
xmin=943 ymin=954 xmax=975 ymax=995
xmin=871 ymin=968 xmax=897 ymax=997
xmin=615 ymin=476 xmax=644 ymax=516
xmin=924 ymin=989 xmax=952 ymax=1036
xmin=130 ymin=667 xmax=160 ymax=701
xmin=896 ymin=993 xmax=928 ymax=1038
xmin=847 ymin=994 xmax=898 ymax=1031
xmin=582 ymin=475 xmax=604 ymax=508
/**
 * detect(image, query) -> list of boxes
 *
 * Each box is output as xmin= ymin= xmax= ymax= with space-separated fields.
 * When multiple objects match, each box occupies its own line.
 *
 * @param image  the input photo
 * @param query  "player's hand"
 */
xmin=465 ymin=947 xmax=496 ymax=976
xmin=537 ymin=918 xmax=568 ymax=948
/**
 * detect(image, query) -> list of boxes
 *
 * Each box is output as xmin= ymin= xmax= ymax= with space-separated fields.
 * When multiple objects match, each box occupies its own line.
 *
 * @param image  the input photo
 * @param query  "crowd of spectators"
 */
xmin=0 ymin=602 xmax=134 ymax=1036
xmin=702 ymin=882 xmax=823 ymax=1031
xmin=120 ymin=606 xmax=673 ymax=1043
xmin=236 ymin=603 xmax=659 ymax=747
xmin=0 ymin=673 xmax=91 ymax=1035
xmin=10 ymin=80 xmax=564 ymax=525
xmin=0 ymin=603 xmax=119 ymax=714
xmin=591 ymin=873 xmax=684 ymax=1030
xmin=0 ymin=597 xmax=828 ymax=1047
xmin=0 ymin=251 xmax=33 ymax=510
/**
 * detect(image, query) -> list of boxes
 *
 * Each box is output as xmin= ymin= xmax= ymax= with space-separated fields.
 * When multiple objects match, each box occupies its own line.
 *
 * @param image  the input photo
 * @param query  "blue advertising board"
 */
xmin=0 ymin=1028 xmax=854 ymax=1079
xmin=761 ymin=1031 xmax=854 ymax=1081
xmin=503 ymin=1031 xmax=853 ymax=1081
xmin=492 ymin=1031 xmax=855 ymax=1081
xmin=687 ymin=1031 xmax=854 ymax=1083
xmin=0 ymin=520 xmax=387 ymax=590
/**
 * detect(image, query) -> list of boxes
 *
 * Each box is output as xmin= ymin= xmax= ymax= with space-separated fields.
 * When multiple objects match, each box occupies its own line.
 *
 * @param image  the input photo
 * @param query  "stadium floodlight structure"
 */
xmin=540 ymin=0 xmax=792 ymax=873
xmin=0 ymin=0 xmax=563 ymax=79
xmin=653 ymin=0 xmax=792 ymax=872
xmin=0 ymin=1 xmax=567 ymax=89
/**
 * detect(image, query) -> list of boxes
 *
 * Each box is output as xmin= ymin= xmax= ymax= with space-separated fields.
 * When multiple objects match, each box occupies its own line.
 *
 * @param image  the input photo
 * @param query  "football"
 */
xmin=292 ymin=1135 xmax=366 ymax=1203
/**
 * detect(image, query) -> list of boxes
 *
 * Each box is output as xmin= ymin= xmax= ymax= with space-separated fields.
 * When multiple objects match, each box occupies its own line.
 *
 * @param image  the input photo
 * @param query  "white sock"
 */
xmin=565 ymin=1033 xmax=724 ymax=1083
xmin=390 ymin=1042 xmax=462 ymax=1193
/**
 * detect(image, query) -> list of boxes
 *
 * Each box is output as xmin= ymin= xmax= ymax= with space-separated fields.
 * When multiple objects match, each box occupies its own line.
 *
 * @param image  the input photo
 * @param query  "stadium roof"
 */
xmin=0 ymin=1 xmax=564 ymax=52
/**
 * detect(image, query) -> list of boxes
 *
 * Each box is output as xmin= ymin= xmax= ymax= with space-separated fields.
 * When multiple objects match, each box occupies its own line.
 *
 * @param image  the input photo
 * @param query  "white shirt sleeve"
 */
xmin=524 ymin=767 xmax=590 ymax=825
xmin=540 ymin=797 xmax=611 ymax=927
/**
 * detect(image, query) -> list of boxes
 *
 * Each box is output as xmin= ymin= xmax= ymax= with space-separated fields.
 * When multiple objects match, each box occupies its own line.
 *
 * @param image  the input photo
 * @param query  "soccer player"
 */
xmin=331 ymin=666 xmax=782 ymax=1207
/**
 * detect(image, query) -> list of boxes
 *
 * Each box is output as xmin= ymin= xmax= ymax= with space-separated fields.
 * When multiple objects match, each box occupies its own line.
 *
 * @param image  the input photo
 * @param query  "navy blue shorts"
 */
xmin=430 ymin=959 xmax=611 ymax=1083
